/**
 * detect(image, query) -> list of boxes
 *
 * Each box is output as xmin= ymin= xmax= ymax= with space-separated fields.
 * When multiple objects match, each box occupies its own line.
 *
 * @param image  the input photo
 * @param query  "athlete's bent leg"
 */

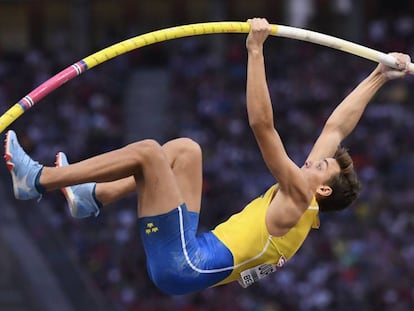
xmin=54 ymin=139 xmax=184 ymax=217
xmin=93 ymin=138 xmax=202 ymax=212
xmin=5 ymin=131 xmax=184 ymax=217
xmin=161 ymin=138 xmax=202 ymax=213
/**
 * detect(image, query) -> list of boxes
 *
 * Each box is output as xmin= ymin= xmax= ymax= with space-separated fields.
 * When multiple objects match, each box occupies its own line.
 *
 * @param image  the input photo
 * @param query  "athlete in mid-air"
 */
xmin=4 ymin=18 xmax=411 ymax=294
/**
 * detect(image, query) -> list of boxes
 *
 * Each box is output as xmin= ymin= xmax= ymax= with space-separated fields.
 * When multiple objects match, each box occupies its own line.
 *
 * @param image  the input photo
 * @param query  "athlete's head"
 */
xmin=315 ymin=146 xmax=361 ymax=212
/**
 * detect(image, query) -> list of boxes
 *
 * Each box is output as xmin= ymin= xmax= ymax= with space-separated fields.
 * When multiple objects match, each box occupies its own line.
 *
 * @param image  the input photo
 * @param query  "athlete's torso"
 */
xmin=211 ymin=184 xmax=320 ymax=286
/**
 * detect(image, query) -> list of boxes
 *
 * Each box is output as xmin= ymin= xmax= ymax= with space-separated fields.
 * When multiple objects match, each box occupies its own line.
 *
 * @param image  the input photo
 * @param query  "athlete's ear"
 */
xmin=316 ymin=185 xmax=332 ymax=197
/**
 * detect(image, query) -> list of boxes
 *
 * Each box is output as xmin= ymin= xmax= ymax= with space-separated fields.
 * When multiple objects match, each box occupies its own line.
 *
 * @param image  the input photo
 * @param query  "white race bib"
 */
xmin=238 ymin=256 xmax=286 ymax=288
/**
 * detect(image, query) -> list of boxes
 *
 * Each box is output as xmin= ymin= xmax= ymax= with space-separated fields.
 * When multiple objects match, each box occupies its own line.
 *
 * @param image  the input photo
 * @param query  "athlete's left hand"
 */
xmin=246 ymin=18 xmax=271 ymax=52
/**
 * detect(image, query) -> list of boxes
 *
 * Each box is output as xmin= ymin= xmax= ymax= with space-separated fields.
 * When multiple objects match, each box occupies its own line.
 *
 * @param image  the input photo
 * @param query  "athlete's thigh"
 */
xmin=162 ymin=138 xmax=202 ymax=213
xmin=136 ymin=142 xmax=184 ymax=217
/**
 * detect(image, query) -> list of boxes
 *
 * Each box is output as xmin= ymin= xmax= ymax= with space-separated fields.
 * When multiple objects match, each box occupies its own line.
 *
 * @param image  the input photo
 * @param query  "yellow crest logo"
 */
xmin=145 ymin=222 xmax=159 ymax=235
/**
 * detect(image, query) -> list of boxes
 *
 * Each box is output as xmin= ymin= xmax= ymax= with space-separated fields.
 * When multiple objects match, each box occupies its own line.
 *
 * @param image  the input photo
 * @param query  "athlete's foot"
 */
xmin=55 ymin=152 xmax=100 ymax=218
xmin=4 ymin=130 xmax=43 ymax=200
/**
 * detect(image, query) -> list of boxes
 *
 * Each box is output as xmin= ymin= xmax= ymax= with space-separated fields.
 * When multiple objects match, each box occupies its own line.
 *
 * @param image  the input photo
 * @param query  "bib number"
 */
xmin=238 ymin=256 xmax=286 ymax=288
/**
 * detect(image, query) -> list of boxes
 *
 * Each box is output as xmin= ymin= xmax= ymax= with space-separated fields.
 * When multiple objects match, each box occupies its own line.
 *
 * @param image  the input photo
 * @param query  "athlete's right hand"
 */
xmin=378 ymin=52 xmax=411 ymax=80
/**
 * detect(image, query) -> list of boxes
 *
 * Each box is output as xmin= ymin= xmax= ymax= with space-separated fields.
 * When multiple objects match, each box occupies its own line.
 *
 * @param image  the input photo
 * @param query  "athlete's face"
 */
xmin=301 ymin=158 xmax=340 ymax=186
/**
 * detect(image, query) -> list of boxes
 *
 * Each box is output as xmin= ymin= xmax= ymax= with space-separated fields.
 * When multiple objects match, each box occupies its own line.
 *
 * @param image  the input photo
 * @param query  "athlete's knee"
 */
xmin=166 ymin=138 xmax=202 ymax=160
xmin=126 ymin=139 xmax=164 ymax=165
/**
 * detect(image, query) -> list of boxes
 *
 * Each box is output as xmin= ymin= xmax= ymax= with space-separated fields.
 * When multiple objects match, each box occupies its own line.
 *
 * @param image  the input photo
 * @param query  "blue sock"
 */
xmin=92 ymin=184 xmax=103 ymax=209
xmin=34 ymin=167 xmax=46 ymax=194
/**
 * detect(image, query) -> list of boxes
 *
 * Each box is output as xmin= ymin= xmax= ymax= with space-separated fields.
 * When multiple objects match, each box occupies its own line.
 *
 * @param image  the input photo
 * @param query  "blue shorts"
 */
xmin=139 ymin=204 xmax=234 ymax=295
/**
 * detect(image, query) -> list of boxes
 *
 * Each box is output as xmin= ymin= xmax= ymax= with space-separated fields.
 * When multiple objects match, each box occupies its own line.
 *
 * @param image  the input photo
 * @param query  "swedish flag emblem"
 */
xmin=145 ymin=222 xmax=159 ymax=234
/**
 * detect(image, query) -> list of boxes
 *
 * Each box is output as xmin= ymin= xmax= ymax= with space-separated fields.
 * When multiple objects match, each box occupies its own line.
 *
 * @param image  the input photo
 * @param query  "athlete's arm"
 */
xmin=246 ymin=18 xmax=311 ymax=224
xmin=307 ymin=52 xmax=411 ymax=162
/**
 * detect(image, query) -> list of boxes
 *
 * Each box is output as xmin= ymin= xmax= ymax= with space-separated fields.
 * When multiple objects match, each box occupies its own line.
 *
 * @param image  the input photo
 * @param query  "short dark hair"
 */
xmin=317 ymin=146 xmax=361 ymax=212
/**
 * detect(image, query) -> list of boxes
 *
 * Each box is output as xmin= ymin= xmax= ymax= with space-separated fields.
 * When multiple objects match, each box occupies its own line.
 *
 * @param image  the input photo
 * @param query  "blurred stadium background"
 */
xmin=0 ymin=0 xmax=414 ymax=310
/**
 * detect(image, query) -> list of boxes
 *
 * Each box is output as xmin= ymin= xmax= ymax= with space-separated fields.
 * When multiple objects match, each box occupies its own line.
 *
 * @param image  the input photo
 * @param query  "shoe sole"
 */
xmin=55 ymin=152 xmax=77 ymax=215
xmin=4 ymin=130 xmax=26 ymax=199
xmin=4 ymin=131 xmax=15 ymax=171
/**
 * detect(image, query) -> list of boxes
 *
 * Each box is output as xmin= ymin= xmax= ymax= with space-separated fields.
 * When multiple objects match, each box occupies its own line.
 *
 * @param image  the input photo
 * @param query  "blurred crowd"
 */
xmin=2 ymin=13 xmax=414 ymax=311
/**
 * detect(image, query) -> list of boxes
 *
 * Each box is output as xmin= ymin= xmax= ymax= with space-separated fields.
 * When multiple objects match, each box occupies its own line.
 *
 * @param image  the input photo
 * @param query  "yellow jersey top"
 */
xmin=211 ymin=184 xmax=320 ymax=287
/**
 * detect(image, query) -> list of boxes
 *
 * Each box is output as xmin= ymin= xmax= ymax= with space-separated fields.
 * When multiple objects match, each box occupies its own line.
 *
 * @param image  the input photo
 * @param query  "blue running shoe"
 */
xmin=55 ymin=152 xmax=100 ymax=218
xmin=4 ymin=130 xmax=43 ymax=200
